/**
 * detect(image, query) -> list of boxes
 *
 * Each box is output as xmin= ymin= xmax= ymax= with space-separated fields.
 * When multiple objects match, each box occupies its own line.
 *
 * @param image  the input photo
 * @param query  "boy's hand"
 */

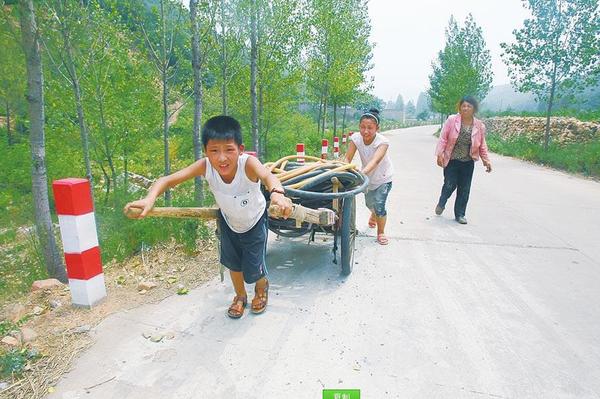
xmin=123 ymin=198 xmax=155 ymax=218
xmin=270 ymin=192 xmax=293 ymax=219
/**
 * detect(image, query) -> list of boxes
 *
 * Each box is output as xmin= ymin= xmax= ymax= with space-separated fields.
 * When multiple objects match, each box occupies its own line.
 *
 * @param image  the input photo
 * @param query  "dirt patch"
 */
xmin=0 ymin=226 xmax=220 ymax=399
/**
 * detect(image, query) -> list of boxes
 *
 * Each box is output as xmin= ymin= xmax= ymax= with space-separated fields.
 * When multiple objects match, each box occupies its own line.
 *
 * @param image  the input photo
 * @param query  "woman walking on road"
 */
xmin=345 ymin=108 xmax=394 ymax=245
xmin=434 ymin=96 xmax=492 ymax=224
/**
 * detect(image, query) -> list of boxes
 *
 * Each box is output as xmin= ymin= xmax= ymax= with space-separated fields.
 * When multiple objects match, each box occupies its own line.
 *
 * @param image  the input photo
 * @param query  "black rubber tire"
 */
xmin=340 ymin=196 xmax=356 ymax=276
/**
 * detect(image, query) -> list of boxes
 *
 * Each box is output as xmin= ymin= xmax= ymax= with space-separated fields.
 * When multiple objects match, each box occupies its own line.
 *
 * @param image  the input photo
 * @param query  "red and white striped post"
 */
xmin=333 ymin=136 xmax=340 ymax=158
xmin=342 ymin=134 xmax=347 ymax=146
xmin=52 ymin=178 xmax=106 ymax=308
xmin=296 ymin=143 xmax=305 ymax=164
xmin=321 ymin=139 xmax=328 ymax=160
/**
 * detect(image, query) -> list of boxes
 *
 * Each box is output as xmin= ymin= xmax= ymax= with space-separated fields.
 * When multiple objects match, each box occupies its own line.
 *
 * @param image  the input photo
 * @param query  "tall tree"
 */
xmin=501 ymin=0 xmax=600 ymax=149
xmin=18 ymin=0 xmax=66 ymax=282
xmin=394 ymin=94 xmax=404 ymax=112
xmin=416 ymin=91 xmax=431 ymax=115
xmin=249 ymin=0 xmax=259 ymax=155
xmin=190 ymin=0 xmax=204 ymax=205
xmin=0 ymin=11 xmax=25 ymax=146
xmin=138 ymin=0 xmax=186 ymax=205
xmin=405 ymin=99 xmax=416 ymax=119
xmin=428 ymin=14 xmax=493 ymax=117
xmin=44 ymin=0 xmax=94 ymax=196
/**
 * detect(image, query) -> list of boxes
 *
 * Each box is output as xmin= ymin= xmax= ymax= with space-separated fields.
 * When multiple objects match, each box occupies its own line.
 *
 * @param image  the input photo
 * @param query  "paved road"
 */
xmin=51 ymin=125 xmax=600 ymax=399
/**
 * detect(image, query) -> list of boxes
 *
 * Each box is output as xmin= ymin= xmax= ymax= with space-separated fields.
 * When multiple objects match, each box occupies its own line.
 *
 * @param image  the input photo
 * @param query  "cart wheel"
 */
xmin=340 ymin=196 xmax=356 ymax=275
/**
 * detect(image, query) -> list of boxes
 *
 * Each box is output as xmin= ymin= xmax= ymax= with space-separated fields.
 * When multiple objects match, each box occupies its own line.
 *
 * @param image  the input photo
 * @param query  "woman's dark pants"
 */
xmin=437 ymin=159 xmax=474 ymax=219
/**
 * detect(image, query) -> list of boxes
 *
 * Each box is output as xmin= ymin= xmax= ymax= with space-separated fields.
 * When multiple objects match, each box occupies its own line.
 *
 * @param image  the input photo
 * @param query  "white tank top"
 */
xmin=204 ymin=153 xmax=266 ymax=233
xmin=351 ymin=133 xmax=394 ymax=189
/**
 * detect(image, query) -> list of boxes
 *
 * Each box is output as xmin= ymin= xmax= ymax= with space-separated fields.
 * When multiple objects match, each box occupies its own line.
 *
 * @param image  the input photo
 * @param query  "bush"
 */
xmin=487 ymin=133 xmax=600 ymax=177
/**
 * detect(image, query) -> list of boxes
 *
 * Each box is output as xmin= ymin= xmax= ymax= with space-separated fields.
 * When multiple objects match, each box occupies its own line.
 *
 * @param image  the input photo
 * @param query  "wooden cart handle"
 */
xmin=125 ymin=204 xmax=336 ymax=226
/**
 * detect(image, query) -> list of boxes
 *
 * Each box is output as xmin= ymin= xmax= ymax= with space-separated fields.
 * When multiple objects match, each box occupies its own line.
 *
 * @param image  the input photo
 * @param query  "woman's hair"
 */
xmin=360 ymin=108 xmax=380 ymax=126
xmin=458 ymin=96 xmax=479 ymax=113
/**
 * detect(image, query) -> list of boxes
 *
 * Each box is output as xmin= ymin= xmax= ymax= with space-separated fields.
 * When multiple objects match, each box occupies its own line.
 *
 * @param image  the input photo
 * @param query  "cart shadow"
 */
xmin=266 ymin=234 xmax=348 ymax=298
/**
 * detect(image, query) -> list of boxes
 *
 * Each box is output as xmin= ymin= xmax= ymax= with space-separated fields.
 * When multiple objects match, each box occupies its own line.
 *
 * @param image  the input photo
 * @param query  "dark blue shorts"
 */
xmin=365 ymin=181 xmax=392 ymax=217
xmin=218 ymin=210 xmax=268 ymax=284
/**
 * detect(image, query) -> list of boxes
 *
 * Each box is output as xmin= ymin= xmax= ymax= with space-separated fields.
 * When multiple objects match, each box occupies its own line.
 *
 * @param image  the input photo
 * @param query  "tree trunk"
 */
xmin=258 ymin=83 xmax=264 ymax=159
xmin=160 ymin=0 xmax=171 ymax=205
xmin=333 ymin=101 xmax=337 ymax=142
xmin=220 ymin=0 xmax=228 ymax=115
xmin=341 ymin=104 xmax=347 ymax=136
xmin=19 ymin=0 xmax=67 ymax=283
xmin=59 ymin=9 xmax=93 ymax=199
xmin=250 ymin=0 xmax=259 ymax=155
xmin=544 ymin=62 xmax=558 ymax=151
xmin=317 ymin=95 xmax=323 ymax=137
xmin=321 ymin=87 xmax=328 ymax=138
xmin=6 ymin=101 xmax=12 ymax=146
xmin=97 ymin=91 xmax=116 ymax=198
xmin=190 ymin=0 xmax=204 ymax=205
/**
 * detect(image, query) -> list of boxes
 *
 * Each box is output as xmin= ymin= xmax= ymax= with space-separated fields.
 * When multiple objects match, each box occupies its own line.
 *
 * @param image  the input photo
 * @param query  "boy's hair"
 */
xmin=458 ymin=96 xmax=479 ymax=113
xmin=201 ymin=115 xmax=243 ymax=147
xmin=360 ymin=108 xmax=380 ymax=126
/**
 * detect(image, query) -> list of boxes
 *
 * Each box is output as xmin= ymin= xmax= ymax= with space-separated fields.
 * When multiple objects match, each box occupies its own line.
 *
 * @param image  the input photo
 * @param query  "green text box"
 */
xmin=322 ymin=389 xmax=360 ymax=399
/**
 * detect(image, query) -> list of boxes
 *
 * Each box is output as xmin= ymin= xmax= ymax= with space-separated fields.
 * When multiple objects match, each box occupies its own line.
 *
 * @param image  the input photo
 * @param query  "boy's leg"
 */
xmin=237 ymin=212 xmax=270 ymax=313
xmin=230 ymin=270 xmax=247 ymax=298
xmin=218 ymin=212 xmax=247 ymax=318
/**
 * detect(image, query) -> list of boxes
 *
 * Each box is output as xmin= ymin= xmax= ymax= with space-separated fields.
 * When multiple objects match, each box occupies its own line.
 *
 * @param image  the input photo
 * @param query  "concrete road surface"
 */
xmin=50 ymin=125 xmax=600 ymax=399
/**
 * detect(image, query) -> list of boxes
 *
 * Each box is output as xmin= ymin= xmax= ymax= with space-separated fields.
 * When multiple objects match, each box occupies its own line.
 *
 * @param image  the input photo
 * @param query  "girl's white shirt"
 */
xmin=351 ymin=133 xmax=394 ymax=190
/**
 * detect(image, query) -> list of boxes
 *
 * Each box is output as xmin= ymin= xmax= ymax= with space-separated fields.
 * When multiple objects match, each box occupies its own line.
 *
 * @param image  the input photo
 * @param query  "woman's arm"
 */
xmin=435 ymin=116 xmax=452 ymax=156
xmin=479 ymin=123 xmax=492 ymax=172
xmin=362 ymin=144 xmax=389 ymax=175
xmin=435 ymin=116 xmax=453 ymax=167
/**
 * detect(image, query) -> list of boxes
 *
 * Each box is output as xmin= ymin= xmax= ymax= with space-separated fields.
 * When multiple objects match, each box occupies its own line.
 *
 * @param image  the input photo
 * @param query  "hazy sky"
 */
xmin=367 ymin=0 xmax=531 ymax=104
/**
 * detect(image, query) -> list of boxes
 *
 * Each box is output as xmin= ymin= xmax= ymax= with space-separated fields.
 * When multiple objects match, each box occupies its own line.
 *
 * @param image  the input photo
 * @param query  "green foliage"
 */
xmin=500 ymin=0 xmax=600 ymax=148
xmin=487 ymin=133 xmax=600 ymax=177
xmin=0 ymin=0 xmax=377 ymax=300
xmin=0 ymin=348 xmax=40 ymax=378
xmin=501 ymin=0 xmax=600 ymax=105
xmin=428 ymin=14 xmax=493 ymax=115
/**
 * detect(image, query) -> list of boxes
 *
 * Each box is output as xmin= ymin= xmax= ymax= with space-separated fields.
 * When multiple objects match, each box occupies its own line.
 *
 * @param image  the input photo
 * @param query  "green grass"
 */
xmin=487 ymin=133 xmax=600 ymax=177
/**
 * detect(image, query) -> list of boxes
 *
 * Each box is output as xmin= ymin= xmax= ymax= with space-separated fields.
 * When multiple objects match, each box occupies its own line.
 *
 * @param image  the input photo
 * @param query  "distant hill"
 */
xmin=481 ymin=82 xmax=600 ymax=114
xmin=481 ymin=84 xmax=538 ymax=112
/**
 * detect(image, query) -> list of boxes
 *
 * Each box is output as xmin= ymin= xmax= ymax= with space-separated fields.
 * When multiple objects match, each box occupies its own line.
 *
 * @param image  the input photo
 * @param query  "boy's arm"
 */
xmin=245 ymin=156 xmax=292 ymax=218
xmin=362 ymin=144 xmax=389 ymax=175
xmin=124 ymin=159 xmax=207 ymax=217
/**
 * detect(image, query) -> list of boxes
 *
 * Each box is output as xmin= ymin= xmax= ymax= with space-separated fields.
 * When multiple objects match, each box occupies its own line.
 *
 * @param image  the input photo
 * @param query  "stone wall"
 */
xmin=482 ymin=116 xmax=600 ymax=145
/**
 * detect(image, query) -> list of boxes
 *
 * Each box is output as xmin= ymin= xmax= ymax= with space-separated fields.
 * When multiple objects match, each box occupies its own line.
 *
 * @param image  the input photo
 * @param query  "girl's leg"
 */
xmin=365 ymin=191 xmax=377 ymax=228
xmin=374 ymin=182 xmax=391 ymax=245
xmin=368 ymin=212 xmax=377 ymax=228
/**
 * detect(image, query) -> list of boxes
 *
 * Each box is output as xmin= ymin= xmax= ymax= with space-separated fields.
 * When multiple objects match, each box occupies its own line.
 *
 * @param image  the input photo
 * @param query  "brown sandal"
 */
xmin=251 ymin=280 xmax=269 ymax=314
xmin=227 ymin=295 xmax=247 ymax=319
